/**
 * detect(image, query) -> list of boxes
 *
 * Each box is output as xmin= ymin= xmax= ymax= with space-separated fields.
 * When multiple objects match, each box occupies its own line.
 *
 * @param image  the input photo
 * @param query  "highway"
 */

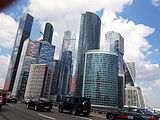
xmin=0 ymin=102 xmax=106 ymax=120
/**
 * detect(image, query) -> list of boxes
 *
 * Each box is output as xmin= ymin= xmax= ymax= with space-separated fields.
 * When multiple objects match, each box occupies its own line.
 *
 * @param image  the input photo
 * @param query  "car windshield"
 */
xmin=140 ymin=108 xmax=155 ymax=115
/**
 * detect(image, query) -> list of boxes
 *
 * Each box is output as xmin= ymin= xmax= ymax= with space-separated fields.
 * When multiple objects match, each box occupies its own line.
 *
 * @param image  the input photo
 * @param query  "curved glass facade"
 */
xmin=83 ymin=51 xmax=119 ymax=107
xmin=75 ymin=12 xmax=101 ymax=96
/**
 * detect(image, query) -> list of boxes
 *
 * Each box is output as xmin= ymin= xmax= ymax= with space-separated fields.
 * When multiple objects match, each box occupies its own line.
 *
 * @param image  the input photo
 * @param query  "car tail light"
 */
xmin=147 ymin=116 xmax=157 ymax=120
xmin=117 ymin=115 xmax=128 ymax=119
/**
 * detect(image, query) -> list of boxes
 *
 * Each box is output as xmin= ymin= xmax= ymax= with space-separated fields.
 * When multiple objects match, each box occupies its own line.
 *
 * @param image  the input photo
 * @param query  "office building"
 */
xmin=61 ymin=31 xmax=76 ymax=95
xmin=75 ymin=12 xmax=101 ymax=96
xmin=105 ymin=31 xmax=124 ymax=76
xmin=24 ymin=64 xmax=53 ymax=98
xmin=125 ymin=85 xmax=145 ymax=108
xmin=58 ymin=51 xmax=72 ymax=99
xmin=125 ymin=62 xmax=136 ymax=86
xmin=82 ymin=50 xmax=119 ymax=108
xmin=12 ymin=39 xmax=55 ymax=98
xmin=61 ymin=31 xmax=76 ymax=58
xmin=4 ymin=13 xmax=33 ymax=92
xmin=50 ymin=60 xmax=61 ymax=95
xmin=43 ymin=22 xmax=54 ymax=44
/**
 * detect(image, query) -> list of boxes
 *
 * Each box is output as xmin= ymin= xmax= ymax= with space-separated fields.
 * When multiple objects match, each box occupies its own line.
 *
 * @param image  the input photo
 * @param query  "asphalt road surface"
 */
xmin=0 ymin=102 xmax=106 ymax=120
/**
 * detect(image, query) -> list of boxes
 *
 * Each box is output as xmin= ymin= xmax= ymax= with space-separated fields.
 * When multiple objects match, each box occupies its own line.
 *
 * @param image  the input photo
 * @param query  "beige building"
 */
xmin=24 ymin=64 xmax=53 ymax=98
xmin=125 ymin=85 xmax=145 ymax=108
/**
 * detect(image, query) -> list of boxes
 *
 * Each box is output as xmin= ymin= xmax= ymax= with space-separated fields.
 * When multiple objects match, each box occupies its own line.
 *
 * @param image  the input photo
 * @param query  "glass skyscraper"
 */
xmin=50 ymin=60 xmax=61 ymax=96
xmin=4 ymin=13 xmax=33 ymax=92
xmin=105 ymin=31 xmax=124 ymax=76
xmin=58 ymin=51 xmax=72 ymax=98
xmin=83 ymin=50 xmax=119 ymax=108
xmin=43 ymin=22 xmax=54 ymax=44
xmin=75 ymin=12 xmax=101 ymax=96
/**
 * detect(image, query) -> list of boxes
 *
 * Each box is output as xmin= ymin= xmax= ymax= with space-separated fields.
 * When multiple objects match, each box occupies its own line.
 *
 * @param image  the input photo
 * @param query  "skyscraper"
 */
xmin=83 ymin=50 xmax=119 ymax=108
xmin=105 ymin=31 xmax=124 ymax=76
xmin=58 ymin=51 xmax=72 ymax=100
xmin=50 ymin=60 xmax=61 ymax=96
xmin=43 ymin=22 xmax=54 ymax=44
xmin=4 ymin=13 xmax=33 ymax=92
xmin=75 ymin=12 xmax=101 ymax=96
xmin=61 ymin=31 xmax=76 ymax=56
xmin=125 ymin=62 xmax=136 ymax=86
xmin=61 ymin=30 xmax=76 ymax=95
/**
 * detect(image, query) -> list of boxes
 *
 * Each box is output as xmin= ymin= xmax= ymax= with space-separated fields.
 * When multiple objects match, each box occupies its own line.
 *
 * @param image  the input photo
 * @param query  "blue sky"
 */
xmin=0 ymin=0 xmax=160 ymax=107
xmin=118 ymin=0 xmax=160 ymax=64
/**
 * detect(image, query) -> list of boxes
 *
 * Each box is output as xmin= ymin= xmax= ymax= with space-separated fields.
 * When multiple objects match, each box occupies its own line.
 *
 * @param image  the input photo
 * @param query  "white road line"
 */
xmin=38 ymin=114 xmax=56 ymax=120
xmin=73 ymin=116 xmax=92 ymax=120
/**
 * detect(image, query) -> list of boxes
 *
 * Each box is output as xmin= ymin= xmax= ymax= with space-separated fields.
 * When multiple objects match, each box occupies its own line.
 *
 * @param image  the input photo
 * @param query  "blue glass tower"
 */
xmin=75 ymin=12 xmax=101 ymax=96
xmin=83 ymin=50 xmax=119 ymax=108
xmin=4 ymin=13 xmax=33 ymax=92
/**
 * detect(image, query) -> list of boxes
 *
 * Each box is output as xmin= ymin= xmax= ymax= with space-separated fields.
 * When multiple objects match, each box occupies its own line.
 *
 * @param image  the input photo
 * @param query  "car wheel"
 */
xmin=26 ymin=104 xmax=30 ymax=109
xmin=108 ymin=114 xmax=114 ymax=120
xmin=59 ymin=106 xmax=63 ymax=113
xmin=34 ymin=105 xmax=39 ymax=111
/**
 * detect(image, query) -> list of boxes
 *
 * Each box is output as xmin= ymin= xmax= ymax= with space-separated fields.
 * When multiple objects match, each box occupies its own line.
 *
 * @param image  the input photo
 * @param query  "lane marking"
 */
xmin=73 ymin=116 xmax=92 ymax=120
xmin=38 ymin=114 xmax=56 ymax=120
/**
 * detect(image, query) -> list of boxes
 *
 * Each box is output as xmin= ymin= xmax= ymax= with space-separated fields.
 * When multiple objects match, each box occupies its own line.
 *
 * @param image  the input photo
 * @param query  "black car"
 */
xmin=106 ymin=107 xmax=159 ymax=120
xmin=58 ymin=96 xmax=91 ymax=117
xmin=26 ymin=97 xmax=53 ymax=112
xmin=7 ymin=95 xmax=17 ymax=103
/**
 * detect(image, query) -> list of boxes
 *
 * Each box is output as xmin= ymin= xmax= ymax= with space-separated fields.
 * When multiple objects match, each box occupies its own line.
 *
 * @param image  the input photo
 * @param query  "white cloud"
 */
xmin=26 ymin=0 xmax=133 ymax=58
xmin=136 ymin=63 xmax=160 ymax=81
xmin=0 ymin=55 xmax=10 ymax=89
xmin=153 ymin=80 xmax=160 ymax=88
xmin=151 ymin=0 xmax=160 ymax=7
xmin=101 ymin=12 xmax=155 ymax=62
xmin=0 ymin=13 xmax=18 ymax=49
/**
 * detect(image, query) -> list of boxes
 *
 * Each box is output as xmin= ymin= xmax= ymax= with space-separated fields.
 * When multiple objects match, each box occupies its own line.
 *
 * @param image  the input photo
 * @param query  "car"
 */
xmin=26 ymin=97 xmax=53 ymax=112
xmin=7 ymin=95 xmax=17 ymax=103
xmin=58 ymin=96 xmax=91 ymax=117
xmin=106 ymin=107 xmax=159 ymax=120
xmin=0 ymin=91 xmax=3 ymax=111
